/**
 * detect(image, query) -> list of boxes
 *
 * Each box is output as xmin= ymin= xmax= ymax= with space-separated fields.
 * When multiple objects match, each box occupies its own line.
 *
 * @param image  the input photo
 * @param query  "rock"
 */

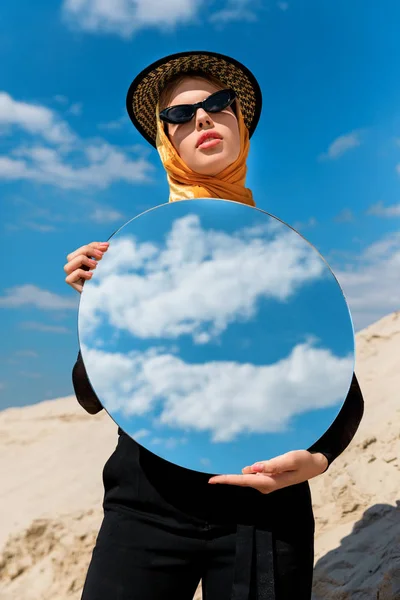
xmin=362 ymin=436 xmax=377 ymax=449
xmin=311 ymin=502 xmax=400 ymax=600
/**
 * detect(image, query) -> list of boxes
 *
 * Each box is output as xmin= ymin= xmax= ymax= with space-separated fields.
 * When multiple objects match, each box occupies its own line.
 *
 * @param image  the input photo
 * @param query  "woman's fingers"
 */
xmin=64 ymin=241 xmax=109 ymax=293
xmin=208 ymin=469 xmax=302 ymax=494
xmin=65 ymin=267 xmax=95 ymax=284
xmin=63 ymin=253 xmax=98 ymax=275
xmin=65 ymin=268 xmax=94 ymax=293
xmin=67 ymin=242 xmax=108 ymax=263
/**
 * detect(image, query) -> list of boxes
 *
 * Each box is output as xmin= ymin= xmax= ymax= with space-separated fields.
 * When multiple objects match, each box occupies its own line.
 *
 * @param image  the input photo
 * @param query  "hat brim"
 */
xmin=126 ymin=50 xmax=262 ymax=148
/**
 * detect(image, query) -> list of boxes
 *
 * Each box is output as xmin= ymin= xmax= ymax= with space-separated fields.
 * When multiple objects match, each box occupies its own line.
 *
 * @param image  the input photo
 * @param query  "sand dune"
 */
xmin=309 ymin=311 xmax=400 ymax=599
xmin=0 ymin=312 xmax=399 ymax=600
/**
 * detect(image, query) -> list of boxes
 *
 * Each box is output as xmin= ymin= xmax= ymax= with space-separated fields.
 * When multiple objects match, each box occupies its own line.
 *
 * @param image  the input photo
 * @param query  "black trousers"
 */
xmin=81 ymin=432 xmax=315 ymax=600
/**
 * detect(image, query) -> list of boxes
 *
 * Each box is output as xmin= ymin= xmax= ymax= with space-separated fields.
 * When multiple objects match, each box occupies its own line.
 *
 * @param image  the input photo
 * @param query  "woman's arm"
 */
xmin=307 ymin=372 xmax=365 ymax=473
xmin=64 ymin=242 xmax=110 ymax=414
xmin=72 ymin=351 xmax=104 ymax=415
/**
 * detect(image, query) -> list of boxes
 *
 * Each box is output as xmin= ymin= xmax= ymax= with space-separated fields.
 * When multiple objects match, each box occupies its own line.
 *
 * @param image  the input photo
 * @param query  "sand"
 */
xmin=0 ymin=311 xmax=399 ymax=600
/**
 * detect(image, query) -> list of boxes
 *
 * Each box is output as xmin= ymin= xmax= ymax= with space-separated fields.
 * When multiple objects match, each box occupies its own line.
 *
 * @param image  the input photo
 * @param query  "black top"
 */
xmin=72 ymin=351 xmax=364 ymax=473
xmin=72 ymin=351 xmax=364 ymax=599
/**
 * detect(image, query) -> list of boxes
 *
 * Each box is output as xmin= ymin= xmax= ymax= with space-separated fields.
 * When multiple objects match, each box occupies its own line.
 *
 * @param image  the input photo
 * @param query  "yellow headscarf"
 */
xmin=155 ymin=101 xmax=255 ymax=207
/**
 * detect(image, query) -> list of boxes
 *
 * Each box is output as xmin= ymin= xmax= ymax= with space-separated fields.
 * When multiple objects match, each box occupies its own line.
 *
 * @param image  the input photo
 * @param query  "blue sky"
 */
xmin=1 ymin=0 xmax=399 ymax=412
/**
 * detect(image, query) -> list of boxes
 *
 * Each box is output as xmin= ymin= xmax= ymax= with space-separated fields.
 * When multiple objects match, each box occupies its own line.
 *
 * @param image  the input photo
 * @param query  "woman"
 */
xmin=64 ymin=51 xmax=364 ymax=600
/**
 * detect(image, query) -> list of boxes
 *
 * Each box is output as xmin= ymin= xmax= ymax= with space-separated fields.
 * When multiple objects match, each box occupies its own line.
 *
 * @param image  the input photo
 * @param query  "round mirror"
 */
xmin=78 ymin=199 xmax=355 ymax=474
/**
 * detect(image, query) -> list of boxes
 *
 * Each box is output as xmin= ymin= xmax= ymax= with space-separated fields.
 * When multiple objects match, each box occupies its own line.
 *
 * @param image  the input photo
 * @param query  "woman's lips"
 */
xmin=198 ymin=138 xmax=222 ymax=150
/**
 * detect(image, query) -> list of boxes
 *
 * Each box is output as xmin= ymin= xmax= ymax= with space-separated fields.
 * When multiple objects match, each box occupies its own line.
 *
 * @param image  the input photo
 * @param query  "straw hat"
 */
xmin=126 ymin=50 xmax=262 ymax=148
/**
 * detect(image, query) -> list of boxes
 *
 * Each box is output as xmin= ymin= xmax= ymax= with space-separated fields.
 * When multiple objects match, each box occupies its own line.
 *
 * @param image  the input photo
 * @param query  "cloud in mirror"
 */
xmin=78 ymin=199 xmax=355 ymax=474
xmin=80 ymin=342 xmax=352 ymax=443
xmin=79 ymin=213 xmax=327 ymax=344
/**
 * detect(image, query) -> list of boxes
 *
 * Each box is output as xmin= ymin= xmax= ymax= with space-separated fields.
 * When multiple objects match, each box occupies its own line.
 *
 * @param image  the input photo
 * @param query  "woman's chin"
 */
xmin=193 ymin=156 xmax=232 ymax=177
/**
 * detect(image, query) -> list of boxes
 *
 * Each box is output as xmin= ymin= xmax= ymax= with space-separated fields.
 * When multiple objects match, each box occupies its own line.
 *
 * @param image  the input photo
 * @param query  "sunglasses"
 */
xmin=159 ymin=88 xmax=237 ymax=125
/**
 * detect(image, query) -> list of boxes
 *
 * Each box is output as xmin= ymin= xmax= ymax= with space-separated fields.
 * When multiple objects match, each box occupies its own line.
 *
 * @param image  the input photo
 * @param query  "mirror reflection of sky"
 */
xmin=78 ymin=199 xmax=355 ymax=474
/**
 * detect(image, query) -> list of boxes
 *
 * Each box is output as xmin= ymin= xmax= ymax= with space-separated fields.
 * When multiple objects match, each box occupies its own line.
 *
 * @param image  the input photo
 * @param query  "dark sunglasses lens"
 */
xmin=166 ymin=105 xmax=193 ymax=123
xmin=204 ymin=90 xmax=232 ymax=112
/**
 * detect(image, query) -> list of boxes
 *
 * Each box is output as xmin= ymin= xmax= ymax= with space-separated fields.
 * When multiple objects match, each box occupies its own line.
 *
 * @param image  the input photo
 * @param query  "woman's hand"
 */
xmin=64 ymin=241 xmax=109 ymax=293
xmin=208 ymin=450 xmax=328 ymax=494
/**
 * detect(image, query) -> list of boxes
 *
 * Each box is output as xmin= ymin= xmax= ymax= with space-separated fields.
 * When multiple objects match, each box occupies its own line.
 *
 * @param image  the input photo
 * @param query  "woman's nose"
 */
xmin=195 ymin=108 xmax=214 ymax=129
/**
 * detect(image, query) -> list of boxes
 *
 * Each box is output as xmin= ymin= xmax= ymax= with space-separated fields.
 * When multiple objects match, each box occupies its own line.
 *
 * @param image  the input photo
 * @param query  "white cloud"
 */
xmin=0 ymin=142 xmax=154 ymax=190
xmin=277 ymin=1 xmax=289 ymax=10
xmin=62 ymin=0 xmax=263 ymax=36
xmin=210 ymin=0 xmax=258 ymax=24
xmin=62 ymin=0 xmax=203 ymax=38
xmin=0 ymin=92 xmax=154 ymax=190
xmin=19 ymin=321 xmax=71 ymax=334
xmin=19 ymin=371 xmax=42 ymax=379
xmin=54 ymin=95 xmax=69 ymax=105
xmin=91 ymin=207 xmax=125 ymax=223
xmin=293 ymin=216 xmax=317 ymax=231
xmin=149 ymin=435 xmax=188 ymax=449
xmin=318 ymin=130 xmax=363 ymax=161
xmin=4 ymin=196 xmax=124 ymax=230
xmin=14 ymin=350 xmax=39 ymax=357
xmin=67 ymin=102 xmax=83 ymax=116
xmin=0 ymin=285 xmax=77 ymax=310
xmin=23 ymin=222 xmax=57 ymax=232
xmin=334 ymin=208 xmax=354 ymax=223
xmin=53 ymin=95 xmax=82 ymax=115
xmin=82 ymin=341 xmax=352 ymax=443
xmin=0 ymin=92 xmax=76 ymax=145
xmin=98 ymin=115 xmax=129 ymax=131
xmin=79 ymin=215 xmax=326 ymax=343
xmin=334 ymin=231 xmax=400 ymax=330
xmin=78 ymin=208 xmax=400 ymax=356
xmin=130 ymin=428 xmax=151 ymax=440
xmin=5 ymin=198 xmax=60 ymax=232
xmin=367 ymin=201 xmax=400 ymax=217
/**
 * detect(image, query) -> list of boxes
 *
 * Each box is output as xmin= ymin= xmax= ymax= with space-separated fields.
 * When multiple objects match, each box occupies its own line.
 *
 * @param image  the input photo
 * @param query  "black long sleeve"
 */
xmin=307 ymin=372 xmax=364 ymax=473
xmin=72 ymin=351 xmax=104 ymax=415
